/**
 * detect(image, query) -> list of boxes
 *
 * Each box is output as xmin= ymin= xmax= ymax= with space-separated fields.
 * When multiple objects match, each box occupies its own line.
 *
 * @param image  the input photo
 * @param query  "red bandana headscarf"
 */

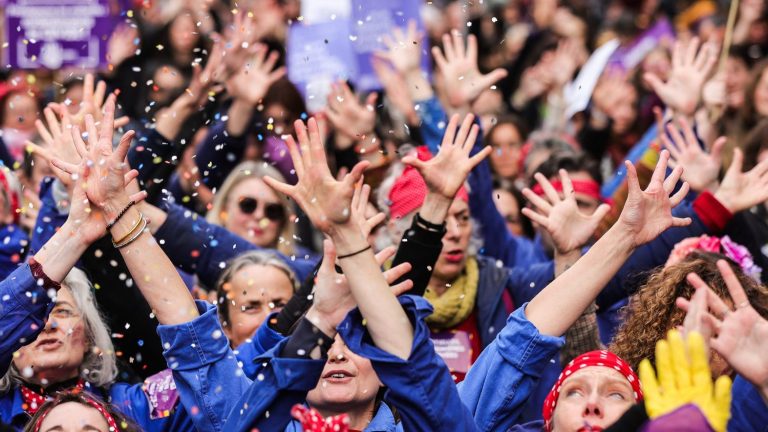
xmin=30 ymin=390 xmax=120 ymax=432
xmin=542 ymin=350 xmax=642 ymax=431
xmin=20 ymin=379 xmax=86 ymax=415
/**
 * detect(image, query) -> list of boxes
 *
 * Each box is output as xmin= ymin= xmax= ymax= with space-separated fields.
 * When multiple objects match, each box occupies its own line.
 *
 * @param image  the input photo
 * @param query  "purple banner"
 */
xmin=608 ymin=18 xmax=675 ymax=71
xmin=350 ymin=0 xmax=430 ymax=91
xmin=287 ymin=20 xmax=357 ymax=113
xmin=4 ymin=0 xmax=115 ymax=69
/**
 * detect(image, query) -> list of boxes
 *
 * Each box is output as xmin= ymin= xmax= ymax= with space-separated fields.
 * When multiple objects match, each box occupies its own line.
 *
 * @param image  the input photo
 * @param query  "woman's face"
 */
xmin=2 ymin=92 xmax=38 ymax=131
xmin=753 ymin=69 xmax=768 ymax=118
xmin=725 ymin=58 xmax=749 ymax=108
xmin=493 ymin=188 xmax=523 ymax=236
xmin=169 ymin=13 xmax=199 ymax=55
xmin=223 ymin=177 xmax=286 ymax=248
xmin=550 ymin=366 xmax=634 ymax=432
xmin=432 ymin=199 xmax=473 ymax=283
xmin=610 ymin=85 xmax=637 ymax=135
xmin=306 ymin=335 xmax=381 ymax=413
xmin=37 ymin=401 xmax=110 ymax=432
xmin=489 ymin=123 xmax=523 ymax=180
xmin=222 ymin=264 xmax=294 ymax=348
xmin=14 ymin=287 xmax=87 ymax=385
xmin=264 ymin=103 xmax=294 ymax=136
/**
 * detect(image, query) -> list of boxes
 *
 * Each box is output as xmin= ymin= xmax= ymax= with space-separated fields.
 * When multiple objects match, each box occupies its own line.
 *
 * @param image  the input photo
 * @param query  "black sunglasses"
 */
xmin=237 ymin=197 xmax=286 ymax=222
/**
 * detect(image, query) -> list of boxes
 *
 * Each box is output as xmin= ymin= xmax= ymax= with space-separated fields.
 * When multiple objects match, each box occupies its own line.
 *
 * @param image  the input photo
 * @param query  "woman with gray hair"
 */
xmin=0 ymin=96 xmax=221 ymax=431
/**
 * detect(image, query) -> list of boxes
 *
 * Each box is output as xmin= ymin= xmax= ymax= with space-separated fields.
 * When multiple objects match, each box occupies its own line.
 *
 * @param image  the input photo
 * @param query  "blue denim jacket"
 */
xmin=0 ymin=264 xmax=197 ymax=431
xmin=458 ymin=303 xmax=564 ymax=431
xmin=165 ymin=296 xmax=474 ymax=431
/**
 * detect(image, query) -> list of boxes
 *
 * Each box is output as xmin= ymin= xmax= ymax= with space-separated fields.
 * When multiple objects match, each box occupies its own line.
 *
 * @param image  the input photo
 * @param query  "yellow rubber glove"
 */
xmin=639 ymin=330 xmax=732 ymax=432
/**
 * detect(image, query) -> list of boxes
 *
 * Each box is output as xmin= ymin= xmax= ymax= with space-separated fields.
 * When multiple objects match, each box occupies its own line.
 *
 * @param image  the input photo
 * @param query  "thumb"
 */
xmin=710 ymin=137 xmax=726 ymax=162
xmin=365 ymin=92 xmax=378 ymax=108
xmin=592 ymin=203 xmax=611 ymax=224
xmin=320 ymin=239 xmax=337 ymax=274
xmin=727 ymin=148 xmax=743 ymax=176
xmin=401 ymin=155 xmax=425 ymax=170
xmin=479 ymin=68 xmax=508 ymax=89
xmin=643 ymin=72 xmax=665 ymax=94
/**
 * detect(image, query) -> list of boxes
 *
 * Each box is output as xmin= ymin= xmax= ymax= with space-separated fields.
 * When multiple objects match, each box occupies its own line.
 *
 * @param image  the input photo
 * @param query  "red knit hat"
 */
xmin=388 ymin=146 xmax=468 ymax=219
xmin=542 ymin=350 xmax=642 ymax=431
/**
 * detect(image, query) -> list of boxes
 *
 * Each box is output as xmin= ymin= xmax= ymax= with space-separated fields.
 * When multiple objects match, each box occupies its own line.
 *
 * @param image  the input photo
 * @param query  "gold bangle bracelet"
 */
xmin=111 ymin=212 xmax=144 ymax=245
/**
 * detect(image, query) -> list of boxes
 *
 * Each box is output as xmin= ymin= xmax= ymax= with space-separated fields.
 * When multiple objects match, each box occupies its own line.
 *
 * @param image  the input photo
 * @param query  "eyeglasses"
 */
xmin=237 ymin=197 xmax=286 ymax=222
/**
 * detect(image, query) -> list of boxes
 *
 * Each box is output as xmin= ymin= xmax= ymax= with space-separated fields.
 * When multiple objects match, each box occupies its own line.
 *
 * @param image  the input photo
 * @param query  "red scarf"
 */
xmin=291 ymin=405 xmax=349 ymax=432
xmin=20 ymin=379 xmax=85 ymax=415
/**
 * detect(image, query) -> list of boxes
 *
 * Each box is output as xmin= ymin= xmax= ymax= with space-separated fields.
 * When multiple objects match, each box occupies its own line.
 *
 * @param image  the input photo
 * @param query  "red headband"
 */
xmin=388 ymin=146 xmax=468 ymax=220
xmin=542 ymin=350 xmax=642 ymax=431
xmin=32 ymin=391 xmax=119 ymax=432
xmin=531 ymin=179 xmax=607 ymax=203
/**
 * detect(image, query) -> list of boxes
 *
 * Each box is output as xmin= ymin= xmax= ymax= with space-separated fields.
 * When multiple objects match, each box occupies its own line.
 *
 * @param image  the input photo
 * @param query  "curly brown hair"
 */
xmin=609 ymin=251 xmax=768 ymax=371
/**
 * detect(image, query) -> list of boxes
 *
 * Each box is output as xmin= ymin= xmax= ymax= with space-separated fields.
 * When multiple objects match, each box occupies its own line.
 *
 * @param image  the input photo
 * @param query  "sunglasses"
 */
xmin=237 ymin=197 xmax=286 ymax=222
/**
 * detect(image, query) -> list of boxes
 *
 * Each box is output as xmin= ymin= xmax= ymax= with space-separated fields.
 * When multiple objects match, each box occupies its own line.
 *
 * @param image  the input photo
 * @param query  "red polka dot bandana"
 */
xmin=31 ymin=390 xmax=119 ymax=432
xmin=542 ymin=350 xmax=642 ymax=431
xmin=291 ymin=404 xmax=349 ymax=432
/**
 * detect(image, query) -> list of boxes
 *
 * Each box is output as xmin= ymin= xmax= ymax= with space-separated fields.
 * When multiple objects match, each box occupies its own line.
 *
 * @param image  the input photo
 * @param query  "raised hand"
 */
xmin=522 ymin=169 xmax=610 ymax=254
xmin=643 ymin=38 xmax=718 ymax=116
xmin=50 ymin=74 xmax=129 ymax=130
xmin=349 ymin=179 xmax=385 ymax=241
xmin=325 ymin=81 xmax=378 ymax=143
xmin=713 ymin=148 xmax=768 ymax=213
xmin=401 ymin=113 xmax=492 ymax=200
xmin=660 ymin=116 xmax=724 ymax=192
xmin=639 ymin=330 xmax=732 ymax=432
xmin=225 ymin=44 xmax=285 ymax=105
xmin=262 ymin=118 xmax=369 ymax=235
xmin=27 ymin=105 xmax=81 ymax=187
xmin=548 ymin=38 xmax=582 ymax=88
xmin=376 ymin=20 xmax=423 ymax=75
xmin=618 ymin=150 xmax=691 ymax=247
xmin=431 ymin=31 xmax=508 ymax=109
xmin=682 ymin=260 xmax=768 ymax=394
xmin=305 ymin=240 xmax=413 ymax=336
xmin=106 ymin=24 xmax=139 ymax=68
xmin=175 ymin=38 xmax=226 ymax=110
xmin=50 ymin=95 xmax=144 ymax=220
xmin=371 ymin=57 xmax=418 ymax=124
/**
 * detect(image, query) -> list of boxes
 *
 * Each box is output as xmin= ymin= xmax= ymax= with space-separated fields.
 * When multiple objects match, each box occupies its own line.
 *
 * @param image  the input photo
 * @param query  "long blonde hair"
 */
xmin=206 ymin=160 xmax=296 ymax=256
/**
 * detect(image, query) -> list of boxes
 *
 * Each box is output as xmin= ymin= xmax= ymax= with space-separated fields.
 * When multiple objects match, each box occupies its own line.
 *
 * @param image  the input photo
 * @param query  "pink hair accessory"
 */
xmin=665 ymin=235 xmax=762 ymax=281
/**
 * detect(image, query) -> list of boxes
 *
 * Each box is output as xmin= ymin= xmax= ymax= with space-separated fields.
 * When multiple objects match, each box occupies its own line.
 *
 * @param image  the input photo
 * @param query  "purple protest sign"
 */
xmin=287 ymin=20 xmax=357 ymax=113
xmin=350 ymin=0 xmax=430 ymax=91
xmin=608 ymin=18 xmax=675 ymax=71
xmin=4 ymin=0 xmax=116 ymax=69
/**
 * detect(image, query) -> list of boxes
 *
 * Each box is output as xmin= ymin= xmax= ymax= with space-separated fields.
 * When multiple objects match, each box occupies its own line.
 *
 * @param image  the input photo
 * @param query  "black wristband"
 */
xmin=280 ymin=317 xmax=335 ymax=360
xmin=415 ymin=213 xmax=446 ymax=232
xmin=271 ymin=260 xmax=321 ymax=336
xmin=106 ymin=200 xmax=136 ymax=231
xmin=337 ymin=244 xmax=372 ymax=260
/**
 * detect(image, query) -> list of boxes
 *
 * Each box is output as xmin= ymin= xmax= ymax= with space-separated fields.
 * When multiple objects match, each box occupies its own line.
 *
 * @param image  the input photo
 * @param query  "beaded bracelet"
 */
xmin=106 ymin=200 xmax=136 ymax=231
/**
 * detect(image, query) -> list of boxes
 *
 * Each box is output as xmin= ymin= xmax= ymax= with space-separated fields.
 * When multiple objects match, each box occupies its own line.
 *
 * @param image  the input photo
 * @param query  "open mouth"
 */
xmin=443 ymin=249 xmax=464 ymax=263
xmin=322 ymin=370 xmax=354 ymax=383
xmin=36 ymin=338 xmax=62 ymax=350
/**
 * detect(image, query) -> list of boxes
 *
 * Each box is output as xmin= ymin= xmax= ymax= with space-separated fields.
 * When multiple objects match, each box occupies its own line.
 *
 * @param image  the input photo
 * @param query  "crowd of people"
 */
xmin=0 ymin=0 xmax=768 ymax=430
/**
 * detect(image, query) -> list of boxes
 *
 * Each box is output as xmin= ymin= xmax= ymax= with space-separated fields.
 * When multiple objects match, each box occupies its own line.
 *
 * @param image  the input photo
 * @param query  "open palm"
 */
xmin=714 ymin=148 xmax=768 ymax=213
xmin=661 ymin=117 xmax=723 ymax=192
xmin=401 ymin=113 xmax=491 ymax=200
xmin=263 ymin=118 xmax=368 ymax=234
xmin=618 ymin=150 xmax=691 ymax=247
xmin=522 ymin=170 xmax=610 ymax=254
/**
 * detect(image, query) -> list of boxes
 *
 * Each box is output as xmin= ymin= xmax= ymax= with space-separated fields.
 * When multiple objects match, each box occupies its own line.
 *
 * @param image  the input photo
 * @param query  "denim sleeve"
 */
xmin=222 ymin=338 xmax=326 ymax=432
xmin=154 ymin=203 xmax=317 ymax=287
xmin=506 ymin=261 xmax=555 ymax=305
xmin=415 ymin=97 xmax=449 ymax=154
xmin=157 ymin=301 xmax=251 ymax=432
xmin=29 ymin=178 xmax=68 ymax=255
xmin=234 ymin=314 xmax=286 ymax=379
xmin=0 ymin=264 xmax=55 ymax=375
xmin=728 ymin=375 xmax=768 ymax=432
xmin=339 ymin=295 xmax=479 ymax=432
xmin=195 ymin=121 xmax=249 ymax=192
xmin=458 ymin=304 xmax=564 ymax=431
xmin=128 ymin=128 xmax=177 ymax=186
